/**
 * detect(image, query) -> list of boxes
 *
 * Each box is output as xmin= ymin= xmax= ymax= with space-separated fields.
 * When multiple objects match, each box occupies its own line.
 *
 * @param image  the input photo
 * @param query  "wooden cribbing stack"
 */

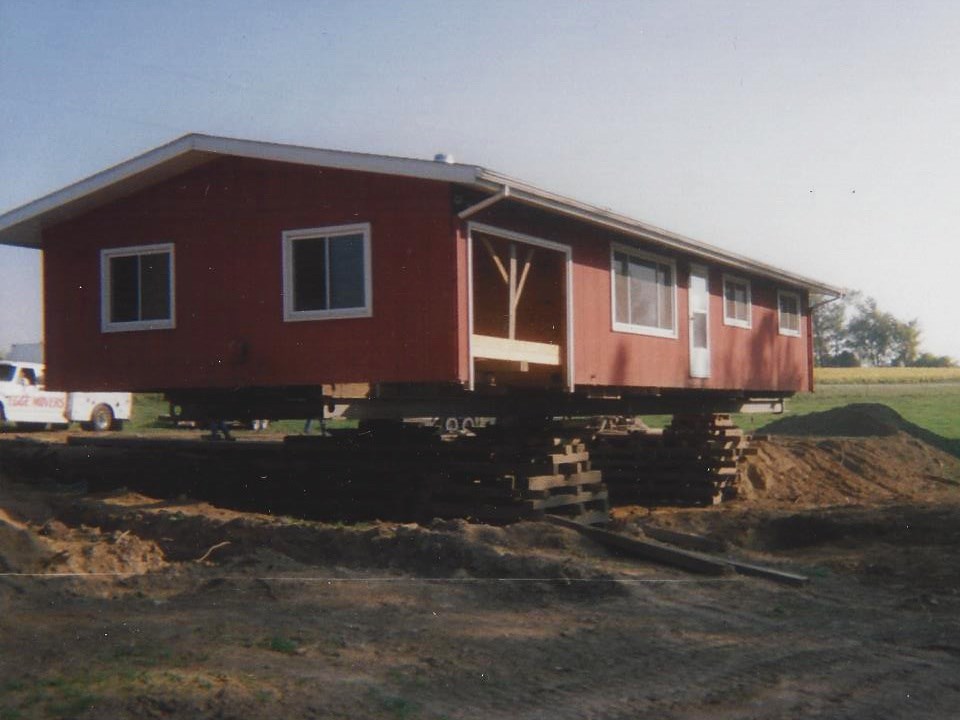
xmin=280 ymin=422 xmax=610 ymax=525
xmin=55 ymin=424 xmax=608 ymax=525
xmin=590 ymin=414 xmax=753 ymax=507
xmin=429 ymin=429 xmax=609 ymax=526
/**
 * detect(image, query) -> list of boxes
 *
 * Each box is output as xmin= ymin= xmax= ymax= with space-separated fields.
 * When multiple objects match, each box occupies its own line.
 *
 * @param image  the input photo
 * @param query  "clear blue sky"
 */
xmin=2 ymin=0 xmax=959 ymax=359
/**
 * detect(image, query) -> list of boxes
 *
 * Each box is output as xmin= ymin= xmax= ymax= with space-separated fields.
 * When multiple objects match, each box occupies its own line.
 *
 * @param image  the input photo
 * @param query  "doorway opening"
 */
xmin=468 ymin=224 xmax=572 ymax=391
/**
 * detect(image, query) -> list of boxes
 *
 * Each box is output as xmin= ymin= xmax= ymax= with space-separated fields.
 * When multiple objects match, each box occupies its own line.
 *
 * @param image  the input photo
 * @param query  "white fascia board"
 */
xmin=478 ymin=169 xmax=843 ymax=298
xmin=0 ymin=134 xmax=484 ymax=249
xmin=0 ymin=135 xmax=207 ymax=248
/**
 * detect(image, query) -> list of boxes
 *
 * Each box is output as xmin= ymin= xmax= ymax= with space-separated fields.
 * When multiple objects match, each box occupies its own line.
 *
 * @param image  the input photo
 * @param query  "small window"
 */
xmin=611 ymin=245 xmax=677 ymax=338
xmin=778 ymin=290 xmax=802 ymax=337
xmin=722 ymin=274 xmax=752 ymax=328
xmin=282 ymin=223 xmax=372 ymax=321
xmin=101 ymin=244 xmax=175 ymax=332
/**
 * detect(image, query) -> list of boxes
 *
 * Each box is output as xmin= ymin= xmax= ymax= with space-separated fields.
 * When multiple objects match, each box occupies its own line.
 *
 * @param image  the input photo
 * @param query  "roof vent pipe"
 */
xmin=433 ymin=153 xmax=455 ymax=164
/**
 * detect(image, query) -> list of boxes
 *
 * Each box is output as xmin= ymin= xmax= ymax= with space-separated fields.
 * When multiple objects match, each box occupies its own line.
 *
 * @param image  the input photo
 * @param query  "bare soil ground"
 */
xmin=1 ymin=406 xmax=960 ymax=719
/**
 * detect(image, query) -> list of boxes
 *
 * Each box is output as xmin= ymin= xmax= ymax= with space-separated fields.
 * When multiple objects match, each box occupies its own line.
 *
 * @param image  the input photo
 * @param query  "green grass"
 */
xmin=264 ymin=636 xmax=299 ymax=655
xmin=632 ymin=378 xmax=960 ymax=444
xmin=731 ymin=381 xmax=960 ymax=442
xmin=127 ymin=393 xmax=357 ymax=435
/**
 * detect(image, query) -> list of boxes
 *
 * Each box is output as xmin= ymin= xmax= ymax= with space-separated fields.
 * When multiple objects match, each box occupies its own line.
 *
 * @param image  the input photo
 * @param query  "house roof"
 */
xmin=0 ymin=133 xmax=841 ymax=296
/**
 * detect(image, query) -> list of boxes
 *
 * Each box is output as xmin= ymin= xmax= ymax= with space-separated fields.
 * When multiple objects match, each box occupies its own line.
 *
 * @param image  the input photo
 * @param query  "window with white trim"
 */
xmin=282 ymin=223 xmax=372 ymax=321
xmin=722 ymin=274 xmax=752 ymax=328
xmin=778 ymin=290 xmax=802 ymax=337
xmin=101 ymin=244 xmax=175 ymax=332
xmin=611 ymin=245 xmax=677 ymax=337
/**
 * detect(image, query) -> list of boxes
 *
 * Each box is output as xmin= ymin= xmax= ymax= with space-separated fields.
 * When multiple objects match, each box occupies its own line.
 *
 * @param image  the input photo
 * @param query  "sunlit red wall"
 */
xmin=43 ymin=157 xmax=461 ymax=391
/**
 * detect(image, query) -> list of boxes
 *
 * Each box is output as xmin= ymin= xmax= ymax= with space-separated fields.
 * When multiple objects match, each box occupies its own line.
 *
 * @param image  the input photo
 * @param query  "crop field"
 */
xmin=814 ymin=366 xmax=960 ymax=385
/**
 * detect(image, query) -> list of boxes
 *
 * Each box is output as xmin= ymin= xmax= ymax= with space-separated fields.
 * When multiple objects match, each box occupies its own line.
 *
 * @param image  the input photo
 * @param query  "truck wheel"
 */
xmin=84 ymin=404 xmax=115 ymax=432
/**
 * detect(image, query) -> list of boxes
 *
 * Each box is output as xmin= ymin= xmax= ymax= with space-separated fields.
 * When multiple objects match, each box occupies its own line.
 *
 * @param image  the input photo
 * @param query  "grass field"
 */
xmin=127 ymin=394 xmax=356 ymax=435
xmin=732 ymin=366 xmax=960 ymax=440
xmin=734 ymin=381 xmax=960 ymax=440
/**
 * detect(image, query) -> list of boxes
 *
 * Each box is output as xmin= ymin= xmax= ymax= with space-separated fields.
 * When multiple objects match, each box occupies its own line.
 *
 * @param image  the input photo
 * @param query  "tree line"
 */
xmin=813 ymin=291 xmax=955 ymax=368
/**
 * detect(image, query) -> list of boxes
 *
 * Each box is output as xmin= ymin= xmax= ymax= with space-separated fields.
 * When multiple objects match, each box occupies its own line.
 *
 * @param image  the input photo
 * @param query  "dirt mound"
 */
xmin=0 ymin=480 xmax=626 ymax=601
xmin=759 ymin=402 xmax=960 ymax=459
xmin=737 ymin=433 xmax=960 ymax=508
xmin=0 ymin=480 xmax=167 ymax=585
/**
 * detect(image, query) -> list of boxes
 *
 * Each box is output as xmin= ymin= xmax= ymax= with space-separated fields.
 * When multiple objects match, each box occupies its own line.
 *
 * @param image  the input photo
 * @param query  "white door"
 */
xmin=689 ymin=264 xmax=710 ymax=378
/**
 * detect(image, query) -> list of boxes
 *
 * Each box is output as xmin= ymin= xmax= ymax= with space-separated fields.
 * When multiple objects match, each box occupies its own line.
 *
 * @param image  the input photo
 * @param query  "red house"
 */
xmin=0 ymin=135 xmax=841 ymax=421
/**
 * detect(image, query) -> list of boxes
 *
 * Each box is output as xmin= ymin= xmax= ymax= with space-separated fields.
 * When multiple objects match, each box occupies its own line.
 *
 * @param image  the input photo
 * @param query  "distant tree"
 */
xmin=831 ymin=350 xmax=861 ymax=367
xmin=913 ymin=352 xmax=957 ymax=368
xmin=812 ymin=296 xmax=846 ymax=366
xmin=846 ymin=298 xmax=890 ymax=366
xmin=812 ymin=290 xmax=945 ymax=368
xmin=890 ymin=319 xmax=921 ymax=367
xmin=844 ymin=297 xmax=918 ymax=367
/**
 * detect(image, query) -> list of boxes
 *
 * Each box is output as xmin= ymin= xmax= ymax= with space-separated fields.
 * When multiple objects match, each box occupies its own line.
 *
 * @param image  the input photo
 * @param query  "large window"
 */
xmin=282 ymin=223 xmax=372 ymax=321
xmin=100 ymin=244 xmax=175 ymax=332
xmin=611 ymin=245 xmax=677 ymax=337
xmin=722 ymin=274 xmax=752 ymax=328
xmin=778 ymin=290 xmax=802 ymax=337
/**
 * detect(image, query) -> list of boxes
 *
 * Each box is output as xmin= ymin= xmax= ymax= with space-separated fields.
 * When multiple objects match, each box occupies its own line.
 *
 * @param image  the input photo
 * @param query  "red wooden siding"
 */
xmin=41 ymin=158 xmax=811 ymax=396
xmin=466 ymin=203 xmax=811 ymax=393
xmin=43 ymin=157 xmax=462 ymax=392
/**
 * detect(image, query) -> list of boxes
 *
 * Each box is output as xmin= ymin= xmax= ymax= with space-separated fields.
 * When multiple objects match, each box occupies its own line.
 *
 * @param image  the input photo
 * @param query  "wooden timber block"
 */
xmin=522 ymin=470 xmax=603 ymax=492
xmin=522 ymin=461 xmax=591 ymax=477
xmin=523 ymin=488 xmax=609 ymax=511
xmin=539 ymin=450 xmax=591 ymax=465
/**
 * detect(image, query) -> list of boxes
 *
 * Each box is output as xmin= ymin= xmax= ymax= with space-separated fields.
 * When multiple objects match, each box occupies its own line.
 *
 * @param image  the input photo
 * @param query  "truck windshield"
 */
xmin=0 ymin=364 xmax=14 ymax=382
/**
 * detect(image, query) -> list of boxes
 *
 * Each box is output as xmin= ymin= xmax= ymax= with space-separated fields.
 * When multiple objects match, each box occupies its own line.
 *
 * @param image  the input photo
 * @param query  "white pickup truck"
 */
xmin=0 ymin=360 xmax=132 ymax=431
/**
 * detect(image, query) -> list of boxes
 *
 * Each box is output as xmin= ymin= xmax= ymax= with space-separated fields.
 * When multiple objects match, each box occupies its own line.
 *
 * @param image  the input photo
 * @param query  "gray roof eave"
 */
xmin=474 ymin=169 xmax=843 ymax=297
xmin=0 ymin=134 xmax=482 ymax=248
xmin=0 ymin=134 xmax=842 ymax=297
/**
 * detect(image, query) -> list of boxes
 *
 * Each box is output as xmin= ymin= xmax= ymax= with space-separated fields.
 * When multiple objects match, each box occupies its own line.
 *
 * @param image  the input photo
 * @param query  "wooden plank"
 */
xmin=480 ymin=236 xmax=509 ymax=284
xmin=640 ymin=524 xmax=728 ymax=553
xmin=565 ymin=509 xmax=611 ymax=527
xmin=527 ymin=488 xmax=608 ymax=510
xmin=545 ymin=516 xmax=731 ymax=576
xmin=726 ymin=560 xmax=809 ymax=587
xmin=521 ymin=469 xmax=603 ymax=491
xmin=508 ymin=242 xmax=517 ymax=339
xmin=548 ymin=516 xmax=807 ymax=584
xmin=471 ymin=334 xmax=561 ymax=366
xmin=512 ymin=247 xmax=536 ymax=313
xmin=542 ymin=450 xmax=591 ymax=465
